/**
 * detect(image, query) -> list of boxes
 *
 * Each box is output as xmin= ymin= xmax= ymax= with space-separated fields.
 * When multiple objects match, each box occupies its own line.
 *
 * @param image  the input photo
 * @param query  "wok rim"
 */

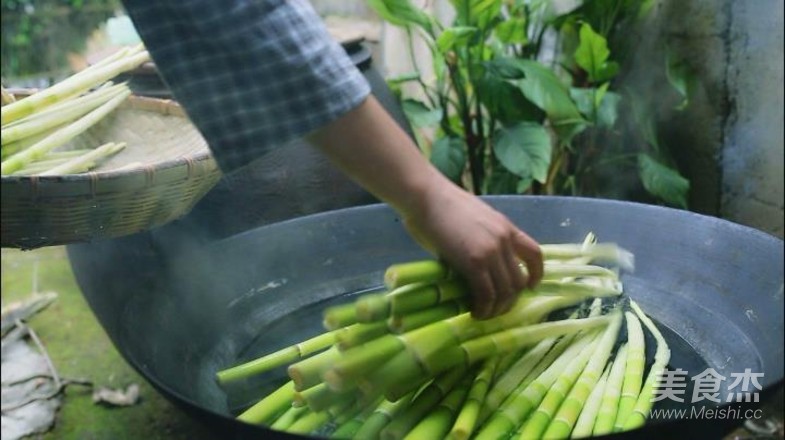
xmin=90 ymin=195 xmax=785 ymax=437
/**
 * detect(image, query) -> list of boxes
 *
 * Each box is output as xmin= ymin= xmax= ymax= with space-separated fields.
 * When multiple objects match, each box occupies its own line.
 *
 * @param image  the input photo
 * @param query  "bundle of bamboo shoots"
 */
xmin=1 ymin=44 xmax=151 ymax=175
xmin=217 ymin=234 xmax=671 ymax=439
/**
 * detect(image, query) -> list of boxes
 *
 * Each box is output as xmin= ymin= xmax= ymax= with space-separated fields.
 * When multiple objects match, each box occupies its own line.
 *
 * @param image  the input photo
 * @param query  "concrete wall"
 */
xmin=655 ymin=0 xmax=783 ymax=237
xmin=721 ymin=1 xmax=784 ymax=238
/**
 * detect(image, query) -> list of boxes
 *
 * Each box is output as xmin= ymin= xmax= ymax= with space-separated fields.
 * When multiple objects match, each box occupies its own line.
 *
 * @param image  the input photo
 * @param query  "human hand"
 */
xmin=306 ymin=97 xmax=542 ymax=318
xmin=401 ymin=181 xmax=544 ymax=320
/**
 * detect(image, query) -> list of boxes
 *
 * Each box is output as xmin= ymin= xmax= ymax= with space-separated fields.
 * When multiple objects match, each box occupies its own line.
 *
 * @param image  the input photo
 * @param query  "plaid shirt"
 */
xmin=122 ymin=0 xmax=371 ymax=172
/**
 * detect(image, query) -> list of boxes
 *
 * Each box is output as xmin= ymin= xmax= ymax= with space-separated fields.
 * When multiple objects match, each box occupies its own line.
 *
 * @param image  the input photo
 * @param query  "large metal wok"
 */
xmin=66 ymin=196 xmax=784 ymax=439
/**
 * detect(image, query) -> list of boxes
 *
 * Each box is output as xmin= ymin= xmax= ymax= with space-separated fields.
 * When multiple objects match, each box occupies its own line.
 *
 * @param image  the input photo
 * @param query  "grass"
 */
xmin=1 ymin=246 xmax=215 ymax=440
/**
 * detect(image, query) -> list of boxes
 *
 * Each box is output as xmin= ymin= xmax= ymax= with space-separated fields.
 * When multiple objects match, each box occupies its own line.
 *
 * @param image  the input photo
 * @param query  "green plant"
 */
xmin=1 ymin=0 xmax=119 ymax=79
xmin=373 ymin=0 xmax=691 ymax=208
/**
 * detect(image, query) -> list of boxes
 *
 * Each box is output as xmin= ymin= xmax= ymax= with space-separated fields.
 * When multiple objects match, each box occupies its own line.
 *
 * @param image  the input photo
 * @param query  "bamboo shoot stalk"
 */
xmin=237 ymin=380 xmax=296 ymax=425
xmin=372 ymin=315 xmax=610 ymax=404
xmin=384 ymin=259 xmax=450 ymax=289
xmin=13 ymin=160 xmax=95 ymax=176
xmin=474 ymin=331 xmax=599 ymax=440
xmin=540 ymin=243 xmax=634 ymax=271
xmin=613 ymin=311 xmax=645 ymax=431
xmin=1 ymin=50 xmax=149 ymax=125
xmin=448 ymin=358 xmax=500 ymax=440
xmin=40 ymin=149 xmax=93 ymax=160
xmin=535 ymin=279 xmax=622 ymax=298
xmin=404 ymin=376 xmax=473 ymax=440
xmin=409 ymin=294 xmax=605 ymax=369
xmin=288 ymin=346 xmax=342 ymax=391
xmin=1 ymin=90 xmax=131 ymax=174
xmin=571 ymin=364 xmax=612 ymax=438
xmin=285 ymin=411 xmax=330 ymax=435
xmin=354 ymin=392 xmax=416 ymax=440
xmin=593 ymin=344 xmax=629 ymax=435
xmin=541 ymin=311 xmax=623 ymax=439
xmin=323 ymin=302 xmax=360 ymax=330
xmin=287 ymin=410 xmax=331 ymax=435
xmin=380 ymin=367 xmax=468 ymax=440
xmin=480 ymin=335 xmax=566 ymax=423
xmin=390 ymin=279 xmax=466 ymax=316
xmin=622 ymin=301 xmax=671 ymax=431
xmin=13 ymin=157 xmax=73 ymax=173
xmin=387 ymin=300 xmax=467 ymax=334
xmin=478 ymin=304 xmax=599 ymax=427
xmin=494 ymin=349 xmax=527 ymax=379
xmin=324 ymin=334 xmax=406 ymax=391
xmin=17 ymin=160 xmax=68 ymax=172
xmin=541 ymin=263 xmax=619 ymax=281
xmin=217 ymin=331 xmax=336 ymax=384
xmin=331 ymin=414 xmax=366 ymax=439
xmin=514 ymin=328 xmax=609 ymax=440
xmin=294 ymin=383 xmax=354 ymax=412
xmin=1 ymin=86 xmax=15 ymax=105
xmin=379 ymin=371 xmax=432 ymax=404
xmin=270 ymin=405 xmax=308 ymax=431
xmin=336 ymin=321 xmax=389 ymax=350
xmin=327 ymin=398 xmax=357 ymax=421
xmin=2 ymin=123 xmax=68 ymax=160
xmin=354 ymin=296 xmax=597 ymax=398
xmin=456 ymin=316 xmax=611 ymax=370
xmin=480 ymin=304 xmax=602 ymax=424
xmin=1 ymin=83 xmax=128 ymax=145
xmin=355 ymin=292 xmax=391 ymax=322
xmin=40 ymin=141 xmax=125 ymax=175
xmin=329 ymin=402 xmax=369 ymax=438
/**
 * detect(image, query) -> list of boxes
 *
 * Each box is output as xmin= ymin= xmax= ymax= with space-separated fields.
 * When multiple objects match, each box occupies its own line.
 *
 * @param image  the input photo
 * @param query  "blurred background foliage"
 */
xmin=1 ymin=0 xmax=119 ymax=80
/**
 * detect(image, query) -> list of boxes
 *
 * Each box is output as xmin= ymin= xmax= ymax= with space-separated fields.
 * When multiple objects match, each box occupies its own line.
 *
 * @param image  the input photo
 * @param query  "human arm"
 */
xmin=308 ymin=96 xmax=543 ymax=319
xmin=121 ymin=0 xmax=543 ymax=318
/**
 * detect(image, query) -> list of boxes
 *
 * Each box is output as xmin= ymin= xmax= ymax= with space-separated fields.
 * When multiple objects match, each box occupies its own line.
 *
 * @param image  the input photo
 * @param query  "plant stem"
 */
xmin=217 ymin=331 xmax=336 ymax=384
xmin=623 ymin=301 xmax=670 ymax=431
xmin=593 ymin=344 xmax=629 ymax=435
xmin=237 ymin=380 xmax=296 ymax=425
xmin=1 ymin=89 xmax=130 ymax=174
xmin=40 ymin=141 xmax=125 ymax=175
xmin=614 ymin=311 xmax=645 ymax=430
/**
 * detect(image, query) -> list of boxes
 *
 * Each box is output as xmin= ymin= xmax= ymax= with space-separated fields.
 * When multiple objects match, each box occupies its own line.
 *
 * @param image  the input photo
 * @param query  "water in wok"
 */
xmin=66 ymin=196 xmax=784 ymax=439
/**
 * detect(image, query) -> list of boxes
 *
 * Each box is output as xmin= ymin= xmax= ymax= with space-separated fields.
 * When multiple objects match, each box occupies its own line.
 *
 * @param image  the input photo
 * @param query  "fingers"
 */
xmin=468 ymin=271 xmax=496 ymax=320
xmin=470 ymin=229 xmax=534 ymax=320
xmin=504 ymin=241 xmax=529 ymax=293
xmin=511 ymin=230 xmax=544 ymax=288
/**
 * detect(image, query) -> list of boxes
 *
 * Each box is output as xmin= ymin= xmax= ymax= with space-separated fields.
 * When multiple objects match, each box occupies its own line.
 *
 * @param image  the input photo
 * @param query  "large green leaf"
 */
xmin=430 ymin=136 xmax=467 ymax=183
xmin=494 ymin=17 xmax=527 ymax=44
xmin=570 ymin=86 xmax=621 ymax=128
xmin=402 ymin=99 xmax=442 ymax=128
xmin=625 ymin=87 xmax=659 ymax=150
xmin=367 ymin=0 xmax=436 ymax=35
xmin=574 ymin=23 xmax=619 ymax=82
xmin=665 ymin=50 xmax=694 ymax=110
xmin=450 ymin=0 xmax=502 ymax=29
xmin=508 ymin=59 xmax=587 ymax=141
xmin=637 ymin=153 xmax=689 ymax=208
xmin=476 ymin=67 xmax=544 ymax=126
xmin=493 ymin=122 xmax=552 ymax=183
xmin=437 ymin=26 xmax=478 ymax=53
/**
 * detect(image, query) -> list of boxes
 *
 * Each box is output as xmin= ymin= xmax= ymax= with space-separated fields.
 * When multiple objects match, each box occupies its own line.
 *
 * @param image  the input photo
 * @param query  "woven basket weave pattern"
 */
xmin=1 ymin=95 xmax=221 ymax=249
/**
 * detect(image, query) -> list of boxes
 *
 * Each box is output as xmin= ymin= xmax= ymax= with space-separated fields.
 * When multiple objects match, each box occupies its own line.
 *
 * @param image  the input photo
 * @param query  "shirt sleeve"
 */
xmin=121 ymin=0 xmax=371 ymax=172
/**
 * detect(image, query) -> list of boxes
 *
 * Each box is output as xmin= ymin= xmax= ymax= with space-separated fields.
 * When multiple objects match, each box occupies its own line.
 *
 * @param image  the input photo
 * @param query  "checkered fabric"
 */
xmin=122 ymin=0 xmax=371 ymax=172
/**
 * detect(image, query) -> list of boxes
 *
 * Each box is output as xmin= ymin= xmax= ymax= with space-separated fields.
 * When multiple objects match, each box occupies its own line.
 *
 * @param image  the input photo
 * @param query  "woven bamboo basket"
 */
xmin=1 ymin=93 xmax=222 ymax=249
